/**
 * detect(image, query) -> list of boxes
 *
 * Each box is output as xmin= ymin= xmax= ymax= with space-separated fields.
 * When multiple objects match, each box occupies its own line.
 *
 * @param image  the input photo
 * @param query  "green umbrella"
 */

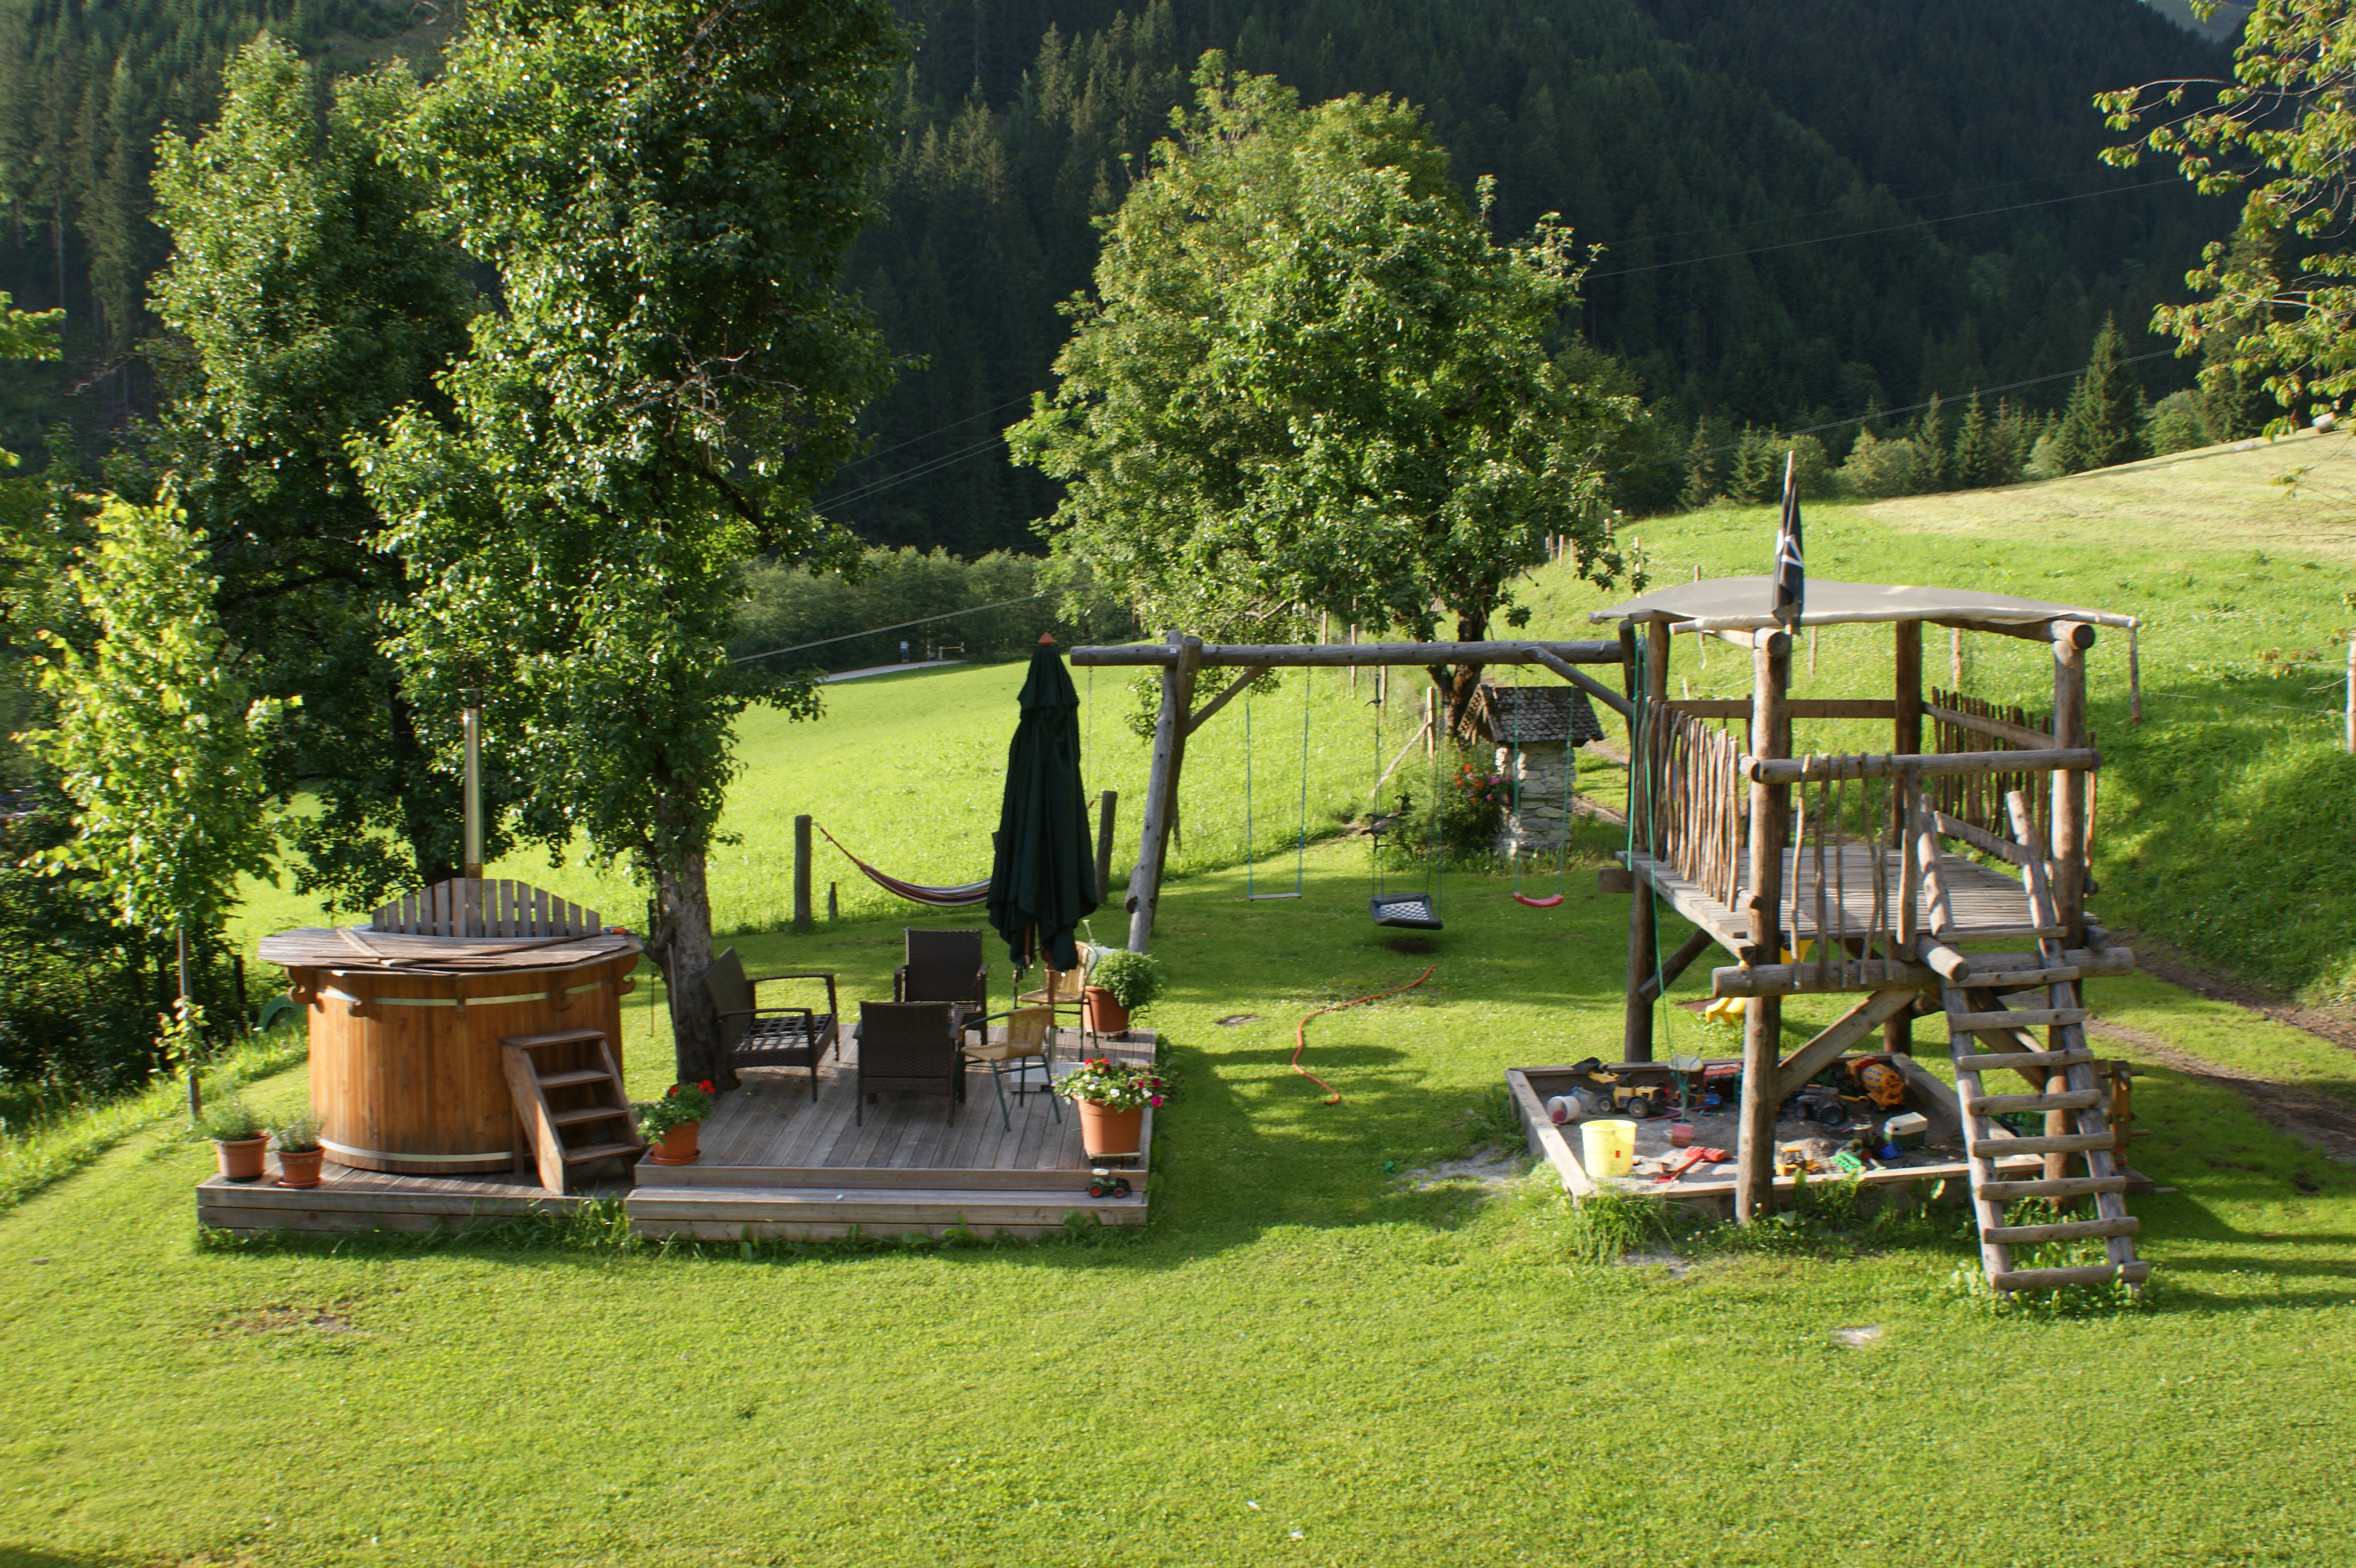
xmin=987 ymin=635 xmax=1099 ymax=973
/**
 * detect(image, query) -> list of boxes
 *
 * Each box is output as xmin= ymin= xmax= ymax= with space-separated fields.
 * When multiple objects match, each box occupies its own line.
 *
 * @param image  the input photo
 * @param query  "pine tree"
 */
xmin=1914 ymin=391 xmax=1950 ymax=489
xmin=1950 ymin=390 xmax=1993 ymax=488
xmin=1680 ymin=417 xmax=1727 ymax=509
xmin=2057 ymin=315 xmax=2147 ymax=473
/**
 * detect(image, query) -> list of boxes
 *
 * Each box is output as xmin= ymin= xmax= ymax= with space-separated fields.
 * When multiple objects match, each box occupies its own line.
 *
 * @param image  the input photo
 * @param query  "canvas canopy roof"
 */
xmin=1588 ymin=576 xmax=2138 ymax=633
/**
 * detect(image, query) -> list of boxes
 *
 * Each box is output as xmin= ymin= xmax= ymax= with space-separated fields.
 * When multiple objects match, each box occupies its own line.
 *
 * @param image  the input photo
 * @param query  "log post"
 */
xmin=1887 ymin=619 xmax=1922 ymax=1055
xmin=1094 ymin=790 xmax=1118 ymax=905
xmin=2051 ymin=631 xmax=2089 ymax=950
xmin=1623 ymin=620 xmax=1671 ymax=1060
xmin=1127 ymin=632 xmax=1200 ymax=951
xmin=792 ymin=815 xmax=814 ymax=934
xmin=1737 ymin=635 xmax=1791 ymax=1222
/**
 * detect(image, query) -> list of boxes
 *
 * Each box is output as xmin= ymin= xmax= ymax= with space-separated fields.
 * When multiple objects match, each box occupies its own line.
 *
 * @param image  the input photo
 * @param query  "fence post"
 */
xmin=1095 ymin=790 xmax=1118 ymax=905
xmin=793 ymin=815 xmax=814 ymax=934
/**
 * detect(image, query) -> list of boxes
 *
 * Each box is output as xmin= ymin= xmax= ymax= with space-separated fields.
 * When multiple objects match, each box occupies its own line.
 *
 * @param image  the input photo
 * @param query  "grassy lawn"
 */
xmin=8 ymin=439 xmax=2356 ymax=1564
xmin=6 ymin=843 xmax=2356 ymax=1566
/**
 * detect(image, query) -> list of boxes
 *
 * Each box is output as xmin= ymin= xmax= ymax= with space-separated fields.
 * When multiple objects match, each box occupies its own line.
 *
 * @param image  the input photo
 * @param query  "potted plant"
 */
xmin=271 ymin=1113 xmax=325 ymax=1189
xmin=638 ymin=1080 xmax=716 ymax=1165
xmin=1054 ymin=1056 xmax=1168 ymax=1158
xmin=200 ymin=1100 xmax=269 ymax=1183
xmin=1083 ymin=949 xmax=1162 ymax=1036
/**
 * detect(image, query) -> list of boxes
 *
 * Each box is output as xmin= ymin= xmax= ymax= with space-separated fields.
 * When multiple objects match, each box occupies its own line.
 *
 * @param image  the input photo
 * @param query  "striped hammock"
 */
xmin=815 ymin=823 xmax=989 ymax=908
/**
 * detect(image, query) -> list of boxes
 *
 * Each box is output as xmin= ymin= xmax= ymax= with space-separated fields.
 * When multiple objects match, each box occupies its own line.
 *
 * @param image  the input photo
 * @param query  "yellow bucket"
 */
xmin=1580 ymin=1118 xmax=1637 ymax=1178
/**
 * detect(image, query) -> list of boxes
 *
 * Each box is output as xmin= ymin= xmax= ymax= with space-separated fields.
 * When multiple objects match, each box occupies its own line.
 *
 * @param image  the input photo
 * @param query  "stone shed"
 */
xmin=1477 ymin=682 xmax=1606 ymax=855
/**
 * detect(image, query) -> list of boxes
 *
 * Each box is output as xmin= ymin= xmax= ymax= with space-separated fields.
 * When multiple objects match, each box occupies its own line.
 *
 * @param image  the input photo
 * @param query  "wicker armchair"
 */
xmin=893 ymin=929 xmax=988 ymax=1036
xmin=1016 ymin=946 xmax=1096 ymax=1055
xmin=702 ymin=948 xmax=838 ymax=1101
xmin=853 ymin=1001 xmax=964 ymax=1125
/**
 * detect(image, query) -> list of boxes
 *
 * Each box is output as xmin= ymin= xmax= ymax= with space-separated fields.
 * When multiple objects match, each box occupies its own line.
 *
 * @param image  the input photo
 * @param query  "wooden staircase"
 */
xmin=501 ymin=1028 xmax=644 ymax=1193
xmin=1942 ymin=798 xmax=2149 ymax=1296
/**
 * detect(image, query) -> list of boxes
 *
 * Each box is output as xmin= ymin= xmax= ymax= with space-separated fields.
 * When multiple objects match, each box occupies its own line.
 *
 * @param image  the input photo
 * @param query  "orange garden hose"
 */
xmin=1291 ymin=963 xmax=1439 ymax=1105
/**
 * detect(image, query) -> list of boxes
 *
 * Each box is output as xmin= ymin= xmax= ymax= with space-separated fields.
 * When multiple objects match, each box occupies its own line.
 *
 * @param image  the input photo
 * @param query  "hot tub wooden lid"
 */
xmin=256 ymin=925 xmax=640 ymax=975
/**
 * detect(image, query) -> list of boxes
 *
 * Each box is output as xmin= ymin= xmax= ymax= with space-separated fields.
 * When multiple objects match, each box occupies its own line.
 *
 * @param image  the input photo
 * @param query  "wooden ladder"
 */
xmin=1942 ymin=794 xmax=2149 ymax=1296
xmin=501 ymin=1028 xmax=645 ymax=1194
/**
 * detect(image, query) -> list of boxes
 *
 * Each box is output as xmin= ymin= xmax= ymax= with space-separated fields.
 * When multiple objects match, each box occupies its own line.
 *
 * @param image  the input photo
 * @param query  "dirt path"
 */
xmin=2114 ymin=929 xmax=2356 ymax=1054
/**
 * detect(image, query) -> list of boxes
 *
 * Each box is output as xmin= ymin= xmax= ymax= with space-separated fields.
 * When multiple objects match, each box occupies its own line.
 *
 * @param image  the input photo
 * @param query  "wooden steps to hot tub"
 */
xmin=501 ymin=1028 xmax=643 ymax=1193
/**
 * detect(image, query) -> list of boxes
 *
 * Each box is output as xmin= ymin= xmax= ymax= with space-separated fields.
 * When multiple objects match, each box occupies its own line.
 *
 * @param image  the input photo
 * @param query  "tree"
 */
xmin=2100 ymin=0 xmax=2356 ymax=418
xmin=1008 ymin=57 xmax=1641 ymax=735
xmin=2056 ymin=315 xmax=2147 ymax=472
xmin=148 ymin=36 xmax=478 ymax=915
xmin=22 ymin=498 xmax=283 ymax=1073
xmin=359 ymin=0 xmax=904 ymax=1087
xmin=1950 ymin=391 xmax=1995 ymax=488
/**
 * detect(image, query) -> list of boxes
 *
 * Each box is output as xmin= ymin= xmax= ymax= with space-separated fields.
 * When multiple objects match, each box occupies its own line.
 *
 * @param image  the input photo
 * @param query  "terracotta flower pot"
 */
xmin=275 ymin=1148 xmax=325 ymax=1188
xmin=214 ymin=1136 xmax=268 ymax=1183
xmin=649 ymin=1120 xmax=702 ymax=1165
xmin=1081 ymin=986 xmax=1129 ymax=1035
xmin=1076 ymin=1099 xmax=1145 ymax=1159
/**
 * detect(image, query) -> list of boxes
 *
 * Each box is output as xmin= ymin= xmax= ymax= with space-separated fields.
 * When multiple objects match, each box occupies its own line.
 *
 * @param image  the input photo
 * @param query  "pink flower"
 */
xmin=1150 ymin=1095 xmax=1164 ymax=1106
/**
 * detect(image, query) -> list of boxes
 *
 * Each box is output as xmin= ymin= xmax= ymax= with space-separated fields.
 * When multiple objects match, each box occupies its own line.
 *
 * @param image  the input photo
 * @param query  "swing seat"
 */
xmin=1511 ymin=892 xmax=1564 ymax=908
xmin=1370 ymin=893 xmax=1442 ymax=930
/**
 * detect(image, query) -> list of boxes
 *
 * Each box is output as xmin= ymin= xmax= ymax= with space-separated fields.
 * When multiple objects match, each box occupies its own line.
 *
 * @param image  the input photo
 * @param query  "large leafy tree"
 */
xmin=23 ymin=498 xmax=283 ymax=1071
xmin=2100 ymin=0 xmax=2356 ymax=418
xmin=359 ymin=0 xmax=902 ymax=1085
xmin=1008 ymin=57 xmax=1640 ymax=734
xmin=148 ymin=36 xmax=478 ymax=914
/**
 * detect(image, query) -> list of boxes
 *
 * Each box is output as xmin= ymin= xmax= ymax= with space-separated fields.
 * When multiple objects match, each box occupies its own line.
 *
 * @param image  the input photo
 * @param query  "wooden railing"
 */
xmin=1929 ymin=687 xmax=2054 ymax=852
xmin=1635 ymin=708 xmax=1743 ymax=906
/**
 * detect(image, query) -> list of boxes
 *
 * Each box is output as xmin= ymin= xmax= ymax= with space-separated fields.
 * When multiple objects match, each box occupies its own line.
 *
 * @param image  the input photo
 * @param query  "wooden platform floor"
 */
xmin=195 ymin=1026 xmax=1156 ymax=1241
xmin=1628 ymin=845 xmax=2057 ymax=953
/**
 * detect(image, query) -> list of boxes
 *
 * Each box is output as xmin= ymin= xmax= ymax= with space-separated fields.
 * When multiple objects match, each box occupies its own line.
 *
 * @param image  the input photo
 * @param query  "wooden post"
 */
xmin=2052 ymin=631 xmax=2089 ymax=951
xmin=1737 ymin=637 xmax=1791 ymax=1222
xmin=1127 ymin=631 xmax=1201 ymax=951
xmin=827 ymin=881 xmax=838 ymax=920
xmin=1950 ymin=624 xmax=1963 ymax=691
xmin=1623 ymin=620 xmax=1671 ymax=1061
xmin=1887 ymin=619 xmax=1923 ymax=1055
xmin=792 ymin=815 xmax=814 ymax=934
xmin=179 ymin=926 xmax=200 ymax=1124
xmin=2345 ymin=638 xmax=2353 ymax=755
xmin=2131 ymin=625 xmax=2144 ymax=725
xmin=1095 ymin=790 xmax=1118 ymax=904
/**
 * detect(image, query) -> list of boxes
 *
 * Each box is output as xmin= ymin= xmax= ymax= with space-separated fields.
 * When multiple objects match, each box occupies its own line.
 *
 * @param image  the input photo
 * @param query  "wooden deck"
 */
xmin=197 ymin=1027 xmax=1157 ymax=1241
xmin=1627 ymin=845 xmax=2058 ymax=954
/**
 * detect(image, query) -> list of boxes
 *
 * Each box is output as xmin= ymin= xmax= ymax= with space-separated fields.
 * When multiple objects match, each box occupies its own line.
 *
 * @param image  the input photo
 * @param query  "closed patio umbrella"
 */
xmin=986 ymin=634 xmax=1098 ymax=973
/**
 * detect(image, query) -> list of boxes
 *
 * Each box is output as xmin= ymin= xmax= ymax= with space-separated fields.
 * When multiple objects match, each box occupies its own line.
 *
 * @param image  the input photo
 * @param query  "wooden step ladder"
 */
xmin=501 ymin=1028 xmax=645 ymax=1194
xmin=1941 ymin=796 xmax=2149 ymax=1296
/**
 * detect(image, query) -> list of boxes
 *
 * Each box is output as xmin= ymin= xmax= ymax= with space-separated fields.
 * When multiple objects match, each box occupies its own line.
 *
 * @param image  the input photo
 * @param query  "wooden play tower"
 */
xmin=1596 ymin=577 xmax=2150 ymax=1293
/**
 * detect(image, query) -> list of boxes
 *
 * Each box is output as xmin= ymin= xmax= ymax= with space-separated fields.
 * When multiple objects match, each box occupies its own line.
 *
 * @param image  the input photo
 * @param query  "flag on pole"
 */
xmin=1771 ymin=449 xmax=1804 ymax=628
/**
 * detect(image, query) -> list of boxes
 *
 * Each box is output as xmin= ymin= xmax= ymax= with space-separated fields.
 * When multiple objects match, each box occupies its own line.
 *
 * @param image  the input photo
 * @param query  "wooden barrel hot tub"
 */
xmin=257 ymin=881 xmax=644 ymax=1176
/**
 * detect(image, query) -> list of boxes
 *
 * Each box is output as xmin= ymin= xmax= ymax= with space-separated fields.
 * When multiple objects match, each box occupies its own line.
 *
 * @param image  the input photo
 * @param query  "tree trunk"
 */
xmin=1431 ymin=609 xmax=1491 ymax=742
xmin=656 ymin=849 xmax=733 ymax=1090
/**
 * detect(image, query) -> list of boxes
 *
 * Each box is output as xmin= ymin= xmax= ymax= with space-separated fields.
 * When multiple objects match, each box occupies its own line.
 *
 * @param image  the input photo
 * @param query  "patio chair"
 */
xmin=963 ymin=1007 xmax=1064 ymax=1132
xmin=702 ymin=949 xmax=839 ymax=1101
xmin=1016 ymin=946 xmax=1095 ymax=1056
xmin=853 ymin=1001 xmax=964 ymax=1125
xmin=894 ymin=928 xmax=989 ymax=1037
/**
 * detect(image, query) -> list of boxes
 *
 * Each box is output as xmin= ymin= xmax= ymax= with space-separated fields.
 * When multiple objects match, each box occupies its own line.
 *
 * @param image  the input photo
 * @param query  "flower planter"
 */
xmin=214 ymin=1136 xmax=269 ymax=1183
xmin=1081 ymin=986 xmax=1129 ymax=1036
xmin=647 ymin=1120 xmax=703 ymax=1166
xmin=275 ymin=1148 xmax=325 ymax=1188
xmin=1076 ymin=1099 xmax=1145 ymax=1158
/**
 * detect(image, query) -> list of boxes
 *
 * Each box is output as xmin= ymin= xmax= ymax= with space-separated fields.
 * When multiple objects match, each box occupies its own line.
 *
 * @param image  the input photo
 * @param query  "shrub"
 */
xmin=1087 ymin=949 xmax=1163 ymax=1014
xmin=1838 ymin=430 xmax=1929 ymax=499
xmin=197 ymin=1099 xmax=265 ymax=1142
xmin=2147 ymin=388 xmax=2213 ymax=455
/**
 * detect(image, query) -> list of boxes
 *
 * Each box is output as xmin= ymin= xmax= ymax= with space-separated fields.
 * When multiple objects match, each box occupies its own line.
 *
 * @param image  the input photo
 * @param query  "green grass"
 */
xmin=12 ymin=436 xmax=2356 ymax=1564
xmin=6 ymin=845 xmax=2356 ymax=1566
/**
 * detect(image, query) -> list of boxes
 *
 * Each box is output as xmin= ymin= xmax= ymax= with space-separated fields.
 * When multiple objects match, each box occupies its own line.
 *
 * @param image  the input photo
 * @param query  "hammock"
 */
xmin=815 ymin=824 xmax=990 ymax=909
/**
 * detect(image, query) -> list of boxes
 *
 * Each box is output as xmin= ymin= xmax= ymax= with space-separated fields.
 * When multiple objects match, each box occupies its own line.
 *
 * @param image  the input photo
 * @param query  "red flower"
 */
xmin=665 ymin=1085 xmax=678 ymax=1097
xmin=698 ymin=1080 xmax=715 ymax=1093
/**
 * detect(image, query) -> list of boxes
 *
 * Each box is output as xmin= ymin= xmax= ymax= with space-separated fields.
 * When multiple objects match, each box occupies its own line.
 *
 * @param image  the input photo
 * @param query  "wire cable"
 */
xmin=730 ymin=590 xmax=1051 ymax=664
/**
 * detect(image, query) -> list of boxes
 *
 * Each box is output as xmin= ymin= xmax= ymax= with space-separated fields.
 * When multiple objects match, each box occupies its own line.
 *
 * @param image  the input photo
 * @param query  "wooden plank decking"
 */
xmin=195 ymin=1026 xmax=1156 ymax=1241
xmin=1626 ymin=846 xmax=2059 ymax=955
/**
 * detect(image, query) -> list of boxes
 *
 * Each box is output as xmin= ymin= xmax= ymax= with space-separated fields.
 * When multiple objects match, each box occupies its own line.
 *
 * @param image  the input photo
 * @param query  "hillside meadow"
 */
xmin=3 ymin=428 xmax=2348 ymax=1565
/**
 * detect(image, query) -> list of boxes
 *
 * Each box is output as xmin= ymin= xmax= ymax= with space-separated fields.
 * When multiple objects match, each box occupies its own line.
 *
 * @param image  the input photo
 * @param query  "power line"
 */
xmin=731 ymin=590 xmax=1053 ymax=664
xmin=832 ymin=393 xmax=1036 ymax=474
xmin=813 ymin=431 xmax=1011 ymax=515
xmin=1587 ymin=177 xmax=2187 ymax=281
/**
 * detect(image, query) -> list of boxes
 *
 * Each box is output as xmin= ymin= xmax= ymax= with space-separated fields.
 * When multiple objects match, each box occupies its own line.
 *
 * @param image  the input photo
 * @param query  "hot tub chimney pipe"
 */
xmin=462 ymin=705 xmax=484 ymax=879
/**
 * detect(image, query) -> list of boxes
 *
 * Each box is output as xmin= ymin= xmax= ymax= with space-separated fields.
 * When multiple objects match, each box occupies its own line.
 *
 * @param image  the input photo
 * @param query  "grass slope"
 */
xmin=4 ymin=846 xmax=2353 ymax=1566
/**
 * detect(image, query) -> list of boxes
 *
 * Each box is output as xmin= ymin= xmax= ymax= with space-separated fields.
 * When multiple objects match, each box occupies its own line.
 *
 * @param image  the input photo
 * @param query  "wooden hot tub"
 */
xmin=258 ymin=904 xmax=643 ymax=1176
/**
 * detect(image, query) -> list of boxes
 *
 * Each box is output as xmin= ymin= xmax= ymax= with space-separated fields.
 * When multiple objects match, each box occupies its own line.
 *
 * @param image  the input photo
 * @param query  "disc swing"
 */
xmin=1504 ymin=670 xmax=1568 ymax=908
xmin=1368 ymin=671 xmax=1443 ymax=930
xmin=1241 ymin=673 xmax=1310 ymax=900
